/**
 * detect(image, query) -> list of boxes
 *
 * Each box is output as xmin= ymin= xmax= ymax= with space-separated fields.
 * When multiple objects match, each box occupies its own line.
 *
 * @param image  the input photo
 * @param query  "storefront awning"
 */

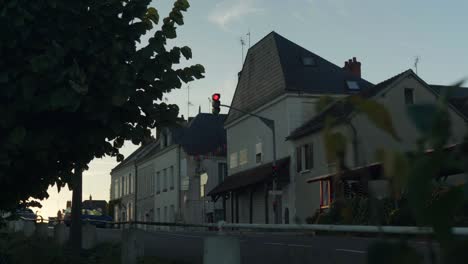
xmin=208 ymin=157 xmax=290 ymax=197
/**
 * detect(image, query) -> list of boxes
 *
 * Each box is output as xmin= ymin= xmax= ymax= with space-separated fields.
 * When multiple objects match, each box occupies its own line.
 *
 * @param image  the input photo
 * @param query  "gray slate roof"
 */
xmin=287 ymin=69 xmax=412 ymax=140
xmin=225 ymin=31 xmax=373 ymax=125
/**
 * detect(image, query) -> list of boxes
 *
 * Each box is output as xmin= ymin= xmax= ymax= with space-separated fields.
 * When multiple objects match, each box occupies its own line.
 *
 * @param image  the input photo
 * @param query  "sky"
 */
xmin=36 ymin=0 xmax=468 ymax=218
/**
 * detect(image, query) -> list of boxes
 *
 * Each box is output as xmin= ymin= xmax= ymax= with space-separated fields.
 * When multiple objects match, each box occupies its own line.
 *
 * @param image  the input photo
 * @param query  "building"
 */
xmin=109 ymin=113 xmax=227 ymax=225
xmin=208 ymin=31 xmax=373 ymax=224
xmin=109 ymin=140 xmax=156 ymax=222
xmin=287 ymin=69 xmax=468 ymax=217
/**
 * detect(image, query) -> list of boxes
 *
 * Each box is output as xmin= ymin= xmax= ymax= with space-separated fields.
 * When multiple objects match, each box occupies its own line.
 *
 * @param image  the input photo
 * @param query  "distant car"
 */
xmin=64 ymin=208 xmax=113 ymax=228
xmin=15 ymin=208 xmax=37 ymax=221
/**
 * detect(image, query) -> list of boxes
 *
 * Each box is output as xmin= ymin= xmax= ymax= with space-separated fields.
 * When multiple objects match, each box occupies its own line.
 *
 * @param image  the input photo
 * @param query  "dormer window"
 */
xmin=346 ymin=81 xmax=360 ymax=90
xmin=301 ymin=56 xmax=316 ymax=66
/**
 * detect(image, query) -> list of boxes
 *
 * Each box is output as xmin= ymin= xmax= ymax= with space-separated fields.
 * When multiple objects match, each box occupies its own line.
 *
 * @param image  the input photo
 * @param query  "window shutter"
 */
xmin=304 ymin=144 xmax=310 ymax=170
xmin=296 ymin=147 xmax=302 ymax=172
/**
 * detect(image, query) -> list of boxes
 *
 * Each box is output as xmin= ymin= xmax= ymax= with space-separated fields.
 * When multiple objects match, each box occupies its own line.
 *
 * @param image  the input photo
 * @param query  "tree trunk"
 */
xmin=70 ymin=165 xmax=83 ymax=256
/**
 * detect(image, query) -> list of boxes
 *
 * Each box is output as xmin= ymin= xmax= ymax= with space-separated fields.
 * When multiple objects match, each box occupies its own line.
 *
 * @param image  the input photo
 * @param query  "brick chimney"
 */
xmin=343 ymin=57 xmax=361 ymax=78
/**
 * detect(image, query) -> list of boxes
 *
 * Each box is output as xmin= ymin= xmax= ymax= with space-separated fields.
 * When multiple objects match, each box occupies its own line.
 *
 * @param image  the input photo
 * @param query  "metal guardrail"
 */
xmin=107 ymin=220 xmax=468 ymax=236
xmin=14 ymin=217 xmax=468 ymax=236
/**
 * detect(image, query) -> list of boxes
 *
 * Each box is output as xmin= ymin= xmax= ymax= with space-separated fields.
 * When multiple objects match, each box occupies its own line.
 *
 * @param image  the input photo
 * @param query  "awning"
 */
xmin=208 ymin=157 xmax=290 ymax=197
xmin=307 ymin=162 xmax=382 ymax=183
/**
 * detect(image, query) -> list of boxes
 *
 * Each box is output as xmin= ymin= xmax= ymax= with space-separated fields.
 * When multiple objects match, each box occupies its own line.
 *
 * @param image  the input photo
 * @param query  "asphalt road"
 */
xmin=91 ymin=227 xmax=434 ymax=264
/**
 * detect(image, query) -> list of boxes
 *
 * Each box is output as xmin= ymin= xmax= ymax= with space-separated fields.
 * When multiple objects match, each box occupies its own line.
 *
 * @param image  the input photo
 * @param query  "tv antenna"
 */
xmin=414 ymin=56 xmax=420 ymax=75
xmin=246 ymin=30 xmax=251 ymax=49
xmin=240 ymin=37 xmax=246 ymax=65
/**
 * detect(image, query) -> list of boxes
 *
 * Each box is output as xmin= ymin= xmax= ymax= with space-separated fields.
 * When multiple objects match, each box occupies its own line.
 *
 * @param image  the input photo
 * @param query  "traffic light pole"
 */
xmin=220 ymin=104 xmax=280 ymax=224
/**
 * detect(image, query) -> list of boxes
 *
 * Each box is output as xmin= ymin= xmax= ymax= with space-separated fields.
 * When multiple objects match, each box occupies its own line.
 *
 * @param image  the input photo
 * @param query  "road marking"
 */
xmin=264 ymin=242 xmax=286 ymax=246
xmin=287 ymin=244 xmax=314 ymax=248
xmin=158 ymin=233 xmax=202 ymax=238
xmin=335 ymin=249 xmax=366 ymax=254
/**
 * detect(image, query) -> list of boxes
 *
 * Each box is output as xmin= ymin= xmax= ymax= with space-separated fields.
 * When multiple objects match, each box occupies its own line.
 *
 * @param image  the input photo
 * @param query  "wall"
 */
xmin=110 ymin=164 xmax=135 ymax=221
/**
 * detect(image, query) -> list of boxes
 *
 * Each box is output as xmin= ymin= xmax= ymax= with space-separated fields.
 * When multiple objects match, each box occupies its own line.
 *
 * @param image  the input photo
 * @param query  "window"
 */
xmin=200 ymin=173 xmax=208 ymax=198
xmin=320 ymin=180 xmax=331 ymax=208
xmin=170 ymin=166 xmax=174 ymax=190
xmin=296 ymin=143 xmax=314 ymax=172
xmin=239 ymin=149 xmax=248 ymax=165
xmin=301 ymin=56 xmax=316 ymax=66
xmin=230 ymin=152 xmax=238 ymax=169
xmin=405 ymin=88 xmax=414 ymax=105
xmin=218 ymin=163 xmax=227 ymax=183
xmin=114 ymin=179 xmax=119 ymax=199
xmin=304 ymin=143 xmax=314 ymax=170
xmin=164 ymin=206 xmax=168 ymax=222
xmin=156 ymin=208 xmax=160 ymax=222
xmin=156 ymin=172 xmax=161 ymax=193
xmin=151 ymin=173 xmax=155 ymax=195
xmin=296 ymin=147 xmax=302 ymax=172
xmin=121 ymin=176 xmax=125 ymax=196
xmin=346 ymin=81 xmax=360 ymax=90
xmin=255 ymin=143 xmax=263 ymax=164
xmin=163 ymin=168 xmax=167 ymax=191
xmin=129 ymin=173 xmax=132 ymax=194
xmin=170 ymin=205 xmax=175 ymax=222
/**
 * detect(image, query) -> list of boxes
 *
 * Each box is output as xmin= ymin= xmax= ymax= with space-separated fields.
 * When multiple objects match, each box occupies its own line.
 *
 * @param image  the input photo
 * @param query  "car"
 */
xmin=63 ymin=208 xmax=113 ymax=228
xmin=15 ymin=208 xmax=37 ymax=221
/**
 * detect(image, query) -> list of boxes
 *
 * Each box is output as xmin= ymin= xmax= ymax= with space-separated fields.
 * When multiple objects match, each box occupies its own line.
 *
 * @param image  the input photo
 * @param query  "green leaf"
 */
xmin=146 ymin=7 xmax=159 ymax=24
xmin=180 ymin=46 xmax=192 ymax=60
xmin=175 ymin=0 xmax=190 ymax=11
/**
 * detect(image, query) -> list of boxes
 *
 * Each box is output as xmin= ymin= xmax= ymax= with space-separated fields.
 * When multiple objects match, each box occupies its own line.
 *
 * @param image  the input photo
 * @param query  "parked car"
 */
xmin=63 ymin=208 xmax=113 ymax=228
xmin=15 ymin=208 xmax=37 ymax=221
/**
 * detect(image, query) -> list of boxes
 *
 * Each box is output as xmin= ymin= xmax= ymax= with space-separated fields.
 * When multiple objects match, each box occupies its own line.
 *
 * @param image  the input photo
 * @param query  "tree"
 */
xmin=0 ymin=0 xmax=204 ymax=254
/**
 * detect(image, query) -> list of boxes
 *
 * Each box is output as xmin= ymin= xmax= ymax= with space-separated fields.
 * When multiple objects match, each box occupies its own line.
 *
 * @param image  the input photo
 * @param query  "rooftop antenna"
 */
xmin=240 ymin=36 xmax=246 ymax=65
xmin=246 ymin=30 xmax=251 ymax=49
xmin=186 ymin=85 xmax=192 ymax=118
xmin=414 ymin=56 xmax=420 ymax=75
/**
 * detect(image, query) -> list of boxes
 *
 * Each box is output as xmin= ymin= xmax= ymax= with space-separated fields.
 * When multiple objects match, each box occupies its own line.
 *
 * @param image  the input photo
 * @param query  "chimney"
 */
xmin=343 ymin=57 xmax=361 ymax=78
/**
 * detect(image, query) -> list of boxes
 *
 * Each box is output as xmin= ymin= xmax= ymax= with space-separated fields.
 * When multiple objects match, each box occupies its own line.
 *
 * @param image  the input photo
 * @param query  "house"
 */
xmin=287 ymin=69 xmax=468 ymax=218
xmin=208 ymin=31 xmax=373 ymax=224
xmin=109 ymin=113 xmax=227 ymax=225
xmin=109 ymin=143 xmax=150 ymax=222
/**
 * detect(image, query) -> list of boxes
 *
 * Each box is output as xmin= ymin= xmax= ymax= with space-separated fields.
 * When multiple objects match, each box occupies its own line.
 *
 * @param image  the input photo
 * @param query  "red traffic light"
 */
xmin=212 ymin=93 xmax=220 ymax=101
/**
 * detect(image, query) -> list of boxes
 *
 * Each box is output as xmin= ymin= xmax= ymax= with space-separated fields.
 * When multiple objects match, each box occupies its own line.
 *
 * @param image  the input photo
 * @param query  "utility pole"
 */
xmin=219 ymin=103 xmax=280 ymax=224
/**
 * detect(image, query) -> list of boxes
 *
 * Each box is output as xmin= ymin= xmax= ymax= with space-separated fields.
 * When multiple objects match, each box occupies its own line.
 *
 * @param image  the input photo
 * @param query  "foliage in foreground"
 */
xmin=0 ymin=233 xmax=120 ymax=264
xmin=319 ymin=81 xmax=468 ymax=263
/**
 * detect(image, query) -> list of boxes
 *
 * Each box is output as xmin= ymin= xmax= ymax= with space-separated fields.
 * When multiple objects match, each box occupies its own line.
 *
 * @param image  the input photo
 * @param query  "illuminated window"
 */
xmin=200 ymin=173 xmax=208 ymax=197
xmin=320 ymin=180 xmax=331 ymax=208
xmin=230 ymin=152 xmax=238 ymax=169
xmin=239 ymin=149 xmax=248 ymax=165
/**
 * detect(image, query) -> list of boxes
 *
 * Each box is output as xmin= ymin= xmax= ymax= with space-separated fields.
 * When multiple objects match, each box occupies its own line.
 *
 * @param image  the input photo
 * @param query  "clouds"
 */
xmin=208 ymin=0 xmax=262 ymax=30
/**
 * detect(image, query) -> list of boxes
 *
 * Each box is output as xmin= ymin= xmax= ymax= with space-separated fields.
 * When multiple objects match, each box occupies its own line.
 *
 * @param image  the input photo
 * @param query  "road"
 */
xmin=91 ymin=227 xmax=434 ymax=264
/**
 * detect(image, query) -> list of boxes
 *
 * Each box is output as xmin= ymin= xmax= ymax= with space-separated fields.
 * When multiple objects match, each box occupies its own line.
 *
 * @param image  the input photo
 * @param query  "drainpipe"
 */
xmin=134 ymin=161 xmax=138 ymax=226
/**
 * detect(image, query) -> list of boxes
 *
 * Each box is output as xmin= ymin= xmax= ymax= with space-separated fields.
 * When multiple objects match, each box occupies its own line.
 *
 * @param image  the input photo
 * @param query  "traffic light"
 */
xmin=212 ymin=93 xmax=221 ymax=115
